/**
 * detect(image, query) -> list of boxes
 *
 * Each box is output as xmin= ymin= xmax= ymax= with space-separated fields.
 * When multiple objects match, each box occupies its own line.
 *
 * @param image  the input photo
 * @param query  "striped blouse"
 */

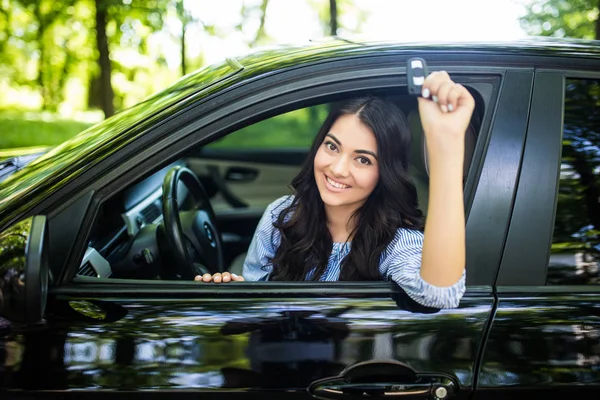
xmin=242 ymin=195 xmax=466 ymax=308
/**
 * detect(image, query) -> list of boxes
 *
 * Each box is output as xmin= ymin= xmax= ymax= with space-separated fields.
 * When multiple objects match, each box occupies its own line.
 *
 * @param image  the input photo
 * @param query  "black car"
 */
xmin=1 ymin=37 xmax=600 ymax=399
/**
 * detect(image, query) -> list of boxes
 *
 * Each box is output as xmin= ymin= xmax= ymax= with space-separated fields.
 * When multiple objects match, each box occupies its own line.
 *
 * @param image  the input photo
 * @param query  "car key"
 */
xmin=407 ymin=57 xmax=428 ymax=96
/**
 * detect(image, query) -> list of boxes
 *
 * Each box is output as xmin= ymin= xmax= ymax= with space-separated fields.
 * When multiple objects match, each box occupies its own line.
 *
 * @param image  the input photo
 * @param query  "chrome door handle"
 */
xmin=308 ymin=360 xmax=457 ymax=400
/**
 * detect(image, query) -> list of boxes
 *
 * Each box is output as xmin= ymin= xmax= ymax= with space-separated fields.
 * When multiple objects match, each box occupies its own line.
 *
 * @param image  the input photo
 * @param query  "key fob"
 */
xmin=407 ymin=57 xmax=428 ymax=96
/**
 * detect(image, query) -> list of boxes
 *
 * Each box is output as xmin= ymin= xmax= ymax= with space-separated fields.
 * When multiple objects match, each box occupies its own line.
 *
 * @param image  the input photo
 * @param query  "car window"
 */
xmin=206 ymin=105 xmax=329 ymax=149
xmin=79 ymin=86 xmax=486 ymax=284
xmin=549 ymin=78 xmax=600 ymax=285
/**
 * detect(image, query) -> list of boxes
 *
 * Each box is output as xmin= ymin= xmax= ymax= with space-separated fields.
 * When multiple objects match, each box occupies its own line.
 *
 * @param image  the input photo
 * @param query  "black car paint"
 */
xmin=2 ymin=287 xmax=493 ymax=398
xmin=0 ymin=38 xmax=599 ymax=398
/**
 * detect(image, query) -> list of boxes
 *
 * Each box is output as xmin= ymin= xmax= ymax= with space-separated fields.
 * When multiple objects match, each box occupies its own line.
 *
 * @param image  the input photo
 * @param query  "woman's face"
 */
xmin=313 ymin=113 xmax=380 ymax=212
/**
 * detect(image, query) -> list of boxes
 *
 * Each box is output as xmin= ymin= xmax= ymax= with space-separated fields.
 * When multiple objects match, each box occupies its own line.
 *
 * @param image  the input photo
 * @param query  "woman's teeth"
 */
xmin=327 ymin=176 xmax=349 ymax=189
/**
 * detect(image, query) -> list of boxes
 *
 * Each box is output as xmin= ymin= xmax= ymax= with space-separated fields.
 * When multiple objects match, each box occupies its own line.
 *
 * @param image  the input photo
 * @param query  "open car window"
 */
xmin=76 ymin=83 xmax=487 ymax=284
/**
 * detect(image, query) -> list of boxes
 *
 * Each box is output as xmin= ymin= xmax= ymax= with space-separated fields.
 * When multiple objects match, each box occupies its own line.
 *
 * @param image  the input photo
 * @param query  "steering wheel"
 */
xmin=162 ymin=166 xmax=223 ymax=279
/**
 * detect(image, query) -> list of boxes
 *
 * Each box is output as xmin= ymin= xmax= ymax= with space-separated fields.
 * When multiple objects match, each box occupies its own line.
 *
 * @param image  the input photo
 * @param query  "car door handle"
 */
xmin=225 ymin=167 xmax=258 ymax=182
xmin=206 ymin=165 xmax=248 ymax=208
xmin=308 ymin=360 xmax=457 ymax=400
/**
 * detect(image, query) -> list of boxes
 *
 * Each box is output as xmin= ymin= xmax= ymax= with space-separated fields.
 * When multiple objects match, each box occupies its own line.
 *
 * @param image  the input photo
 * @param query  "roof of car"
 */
xmin=1 ymin=36 xmax=599 ymax=228
xmin=238 ymin=36 xmax=600 ymax=64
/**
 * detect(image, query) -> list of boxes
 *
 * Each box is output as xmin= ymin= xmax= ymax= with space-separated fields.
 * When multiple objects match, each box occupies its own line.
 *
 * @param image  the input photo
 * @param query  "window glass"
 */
xmin=550 ymin=78 xmax=600 ymax=284
xmin=206 ymin=105 xmax=329 ymax=149
xmin=79 ymin=89 xmax=485 ymax=284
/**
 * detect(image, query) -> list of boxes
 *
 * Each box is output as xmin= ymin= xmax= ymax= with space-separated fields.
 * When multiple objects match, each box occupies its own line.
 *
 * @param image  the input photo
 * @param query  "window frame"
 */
xmin=47 ymin=58 xmax=512 ymax=289
xmin=497 ymin=68 xmax=600 ymax=288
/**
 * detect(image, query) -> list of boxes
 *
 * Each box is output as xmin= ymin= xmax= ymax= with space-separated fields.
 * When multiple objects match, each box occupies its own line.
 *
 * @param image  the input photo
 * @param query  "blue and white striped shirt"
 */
xmin=242 ymin=196 xmax=466 ymax=308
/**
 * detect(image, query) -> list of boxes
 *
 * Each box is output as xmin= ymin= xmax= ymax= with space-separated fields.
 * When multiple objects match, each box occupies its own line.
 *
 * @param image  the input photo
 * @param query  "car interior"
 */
xmin=76 ymin=87 xmax=483 ymax=283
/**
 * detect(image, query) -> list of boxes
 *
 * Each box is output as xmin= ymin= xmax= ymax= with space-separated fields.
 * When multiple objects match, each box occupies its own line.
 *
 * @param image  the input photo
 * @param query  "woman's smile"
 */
xmin=325 ymin=174 xmax=351 ymax=191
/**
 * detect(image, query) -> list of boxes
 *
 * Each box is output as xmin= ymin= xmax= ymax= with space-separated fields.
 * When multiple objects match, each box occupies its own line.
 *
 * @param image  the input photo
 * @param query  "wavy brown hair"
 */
xmin=269 ymin=97 xmax=424 ymax=281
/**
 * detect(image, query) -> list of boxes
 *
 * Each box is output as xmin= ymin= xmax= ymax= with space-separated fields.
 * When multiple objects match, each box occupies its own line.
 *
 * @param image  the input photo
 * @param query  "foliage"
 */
xmin=519 ymin=0 xmax=600 ymax=39
xmin=208 ymin=105 xmax=329 ymax=149
xmin=0 ymin=0 xmax=369 ymax=150
xmin=550 ymin=78 xmax=600 ymax=284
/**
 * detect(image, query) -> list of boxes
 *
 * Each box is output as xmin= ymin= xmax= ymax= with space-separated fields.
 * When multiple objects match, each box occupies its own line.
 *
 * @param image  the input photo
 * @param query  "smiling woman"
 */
xmin=194 ymin=72 xmax=474 ymax=309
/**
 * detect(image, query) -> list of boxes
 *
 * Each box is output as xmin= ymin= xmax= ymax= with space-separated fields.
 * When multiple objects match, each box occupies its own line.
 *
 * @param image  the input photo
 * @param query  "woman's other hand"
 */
xmin=194 ymin=272 xmax=245 ymax=283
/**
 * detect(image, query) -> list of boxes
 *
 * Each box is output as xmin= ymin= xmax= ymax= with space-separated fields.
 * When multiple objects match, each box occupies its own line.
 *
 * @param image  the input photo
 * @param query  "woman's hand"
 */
xmin=418 ymin=71 xmax=475 ymax=153
xmin=194 ymin=272 xmax=245 ymax=283
xmin=418 ymin=70 xmax=473 ymax=289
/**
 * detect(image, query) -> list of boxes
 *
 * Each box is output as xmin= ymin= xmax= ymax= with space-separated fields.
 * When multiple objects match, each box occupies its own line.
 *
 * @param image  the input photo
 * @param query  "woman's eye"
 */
xmin=325 ymin=142 xmax=338 ymax=152
xmin=357 ymin=157 xmax=372 ymax=165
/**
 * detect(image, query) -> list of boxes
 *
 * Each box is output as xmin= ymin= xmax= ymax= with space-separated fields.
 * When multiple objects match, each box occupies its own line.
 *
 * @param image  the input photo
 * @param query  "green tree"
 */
xmin=91 ymin=0 xmax=170 ymax=118
xmin=519 ymin=0 xmax=600 ymax=40
xmin=7 ymin=1 xmax=78 ymax=111
xmin=173 ymin=0 xmax=193 ymax=76
xmin=236 ymin=0 xmax=271 ymax=47
xmin=308 ymin=0 xmax=368 ymax=38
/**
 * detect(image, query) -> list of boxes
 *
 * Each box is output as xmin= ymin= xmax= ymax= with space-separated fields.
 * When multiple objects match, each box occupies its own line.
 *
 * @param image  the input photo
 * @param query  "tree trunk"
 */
xmin=250 ymin=0 xmax=269 ymax=47
xmin=181 ymin=24 xmax=187 ymax=76
xmin=32 ymin=5 xmax=48 ymax=110
xmin=329 ymin=0 xmax=338 ymax=36
xmin=175 ymin=0 xmax=187 ymax=76
xmin=56 ymin=41 xmax=74 ymax=107
xmin=95 ymin=0 xmax=114 ymax=118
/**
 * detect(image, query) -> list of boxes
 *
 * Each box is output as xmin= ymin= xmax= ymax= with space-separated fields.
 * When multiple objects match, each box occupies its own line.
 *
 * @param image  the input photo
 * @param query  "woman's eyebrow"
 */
xmin=326 ymin=133 xmax=341 ymax=145
xmin=326 ymin=133 xmax=378 ymax=160
xmin=356 ymin=149 xmax=378 ymax=160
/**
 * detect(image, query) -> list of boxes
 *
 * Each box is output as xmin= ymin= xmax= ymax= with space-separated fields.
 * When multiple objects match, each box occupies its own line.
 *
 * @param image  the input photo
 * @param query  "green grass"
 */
xmin=0 ymin=111 xmax=94 ymax=149
xmin=207 ymin=105 xmax=328 ymax=149
xmin=0 ymin=104 xmax=329 ymax=151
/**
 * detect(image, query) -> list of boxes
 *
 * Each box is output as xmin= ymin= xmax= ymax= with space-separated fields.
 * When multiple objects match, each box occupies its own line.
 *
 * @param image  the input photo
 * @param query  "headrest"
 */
xmin=407 ymin=109 xmax=476 ymax=179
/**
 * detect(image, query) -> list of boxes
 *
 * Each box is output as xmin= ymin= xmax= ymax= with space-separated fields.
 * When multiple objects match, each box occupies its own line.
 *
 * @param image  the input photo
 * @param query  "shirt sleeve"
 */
xmin=382 ymin=229 xmax=466 ymax=309
xmin=242 ymin=196 xmax=292 ymax=281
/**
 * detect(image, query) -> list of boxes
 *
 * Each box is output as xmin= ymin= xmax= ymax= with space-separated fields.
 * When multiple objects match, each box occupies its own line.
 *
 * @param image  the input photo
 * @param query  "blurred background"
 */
xmin=0 ymin=0 xmax=598 ymax=151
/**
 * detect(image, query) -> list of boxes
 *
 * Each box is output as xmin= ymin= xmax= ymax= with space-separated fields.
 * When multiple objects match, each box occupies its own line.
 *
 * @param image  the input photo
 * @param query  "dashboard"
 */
xmin=77 ymin=162 xmax=184 ymax=280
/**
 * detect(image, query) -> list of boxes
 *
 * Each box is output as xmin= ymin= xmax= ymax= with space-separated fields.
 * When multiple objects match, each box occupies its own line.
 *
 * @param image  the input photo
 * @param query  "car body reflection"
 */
xmin=1 ymin=295 xmax=492 ymax=392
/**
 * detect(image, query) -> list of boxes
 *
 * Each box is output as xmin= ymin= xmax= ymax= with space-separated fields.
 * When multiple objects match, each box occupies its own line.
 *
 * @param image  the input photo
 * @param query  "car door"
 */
xmin=1 ymin=56 xmax=532 ymax=399
xmin=476 ymin=68 xmax=600 ymax=398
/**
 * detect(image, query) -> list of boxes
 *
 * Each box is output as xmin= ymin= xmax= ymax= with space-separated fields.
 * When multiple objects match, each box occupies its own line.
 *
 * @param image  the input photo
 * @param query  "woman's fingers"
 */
xmin=418 ymin=70 xmax=475 ymax=143
xmin=422 ymin=70 xmax=474 ymax=114
xmin=434 ymin=81 xmax=454 ymax=113
xmin=445 ymin=84 xmax=463 ymax=113
xmin=422 ymin=71 xmax=449 ymax=102
xmin=193 ymin=271 xmax=244 ymax=283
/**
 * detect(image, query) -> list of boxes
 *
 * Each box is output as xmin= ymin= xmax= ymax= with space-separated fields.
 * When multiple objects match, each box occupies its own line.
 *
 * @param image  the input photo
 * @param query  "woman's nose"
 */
xmin=330 ymin=155 xmax=350 ymax=177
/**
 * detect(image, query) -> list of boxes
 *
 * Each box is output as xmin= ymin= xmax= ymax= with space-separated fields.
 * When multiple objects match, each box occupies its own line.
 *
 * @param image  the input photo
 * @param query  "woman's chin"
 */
xmin=319 ymin=191 xmax=352 ymax=208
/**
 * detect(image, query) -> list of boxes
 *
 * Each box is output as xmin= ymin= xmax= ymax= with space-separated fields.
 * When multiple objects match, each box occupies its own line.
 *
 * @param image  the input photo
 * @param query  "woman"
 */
xmin=195 ymin=71 xmax=474 ymax=309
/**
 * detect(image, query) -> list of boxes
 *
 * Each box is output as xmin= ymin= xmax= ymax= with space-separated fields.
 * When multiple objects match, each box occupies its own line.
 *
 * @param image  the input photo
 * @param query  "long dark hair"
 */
xmin=269 ymin=96 xmax=424 ymax=281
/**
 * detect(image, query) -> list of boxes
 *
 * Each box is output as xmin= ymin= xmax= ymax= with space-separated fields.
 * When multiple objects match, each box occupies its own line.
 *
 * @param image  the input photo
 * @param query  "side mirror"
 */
xmin=0 ymin=215 xmax=49 ymax=325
